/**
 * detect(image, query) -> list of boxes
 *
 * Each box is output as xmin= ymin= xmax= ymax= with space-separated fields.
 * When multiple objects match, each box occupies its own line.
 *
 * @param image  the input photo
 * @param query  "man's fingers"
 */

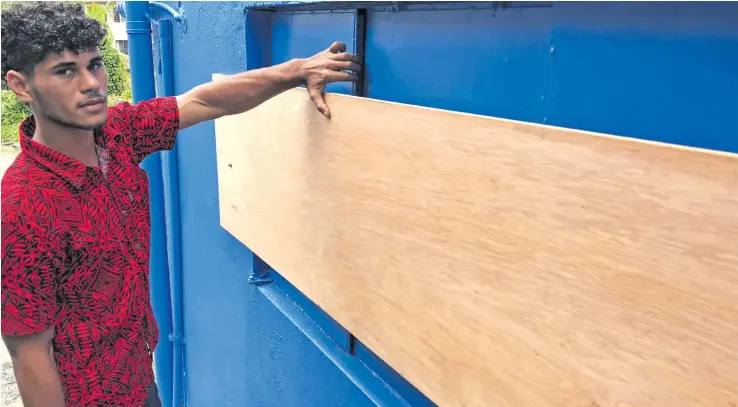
xmin=328 ymin=60 xmax=362 ymax=73
xmin=332 ymin=52 xmax=362 ymax=64
xmin=328 ymin=41 xmax=347 ymax=54
xmin=346 ymin=61 xmax=362 ymax=73
xmin=326 ymin=71 xmax=359 ymax=83
xmin=308 ymin=86 xmax=330 ymax=118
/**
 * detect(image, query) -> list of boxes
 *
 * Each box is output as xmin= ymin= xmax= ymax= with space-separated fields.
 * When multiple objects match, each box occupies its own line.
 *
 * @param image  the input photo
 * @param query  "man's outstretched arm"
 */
xmin=176 ymin=41 xmax=361 ymax=130
xmin=3 ymin=327 xmax=64 ymax=407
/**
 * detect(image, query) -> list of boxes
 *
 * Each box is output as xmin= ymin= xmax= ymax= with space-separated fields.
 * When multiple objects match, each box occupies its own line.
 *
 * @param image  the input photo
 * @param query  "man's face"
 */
xmin=27 ymin=47 xmax=108 ymax=130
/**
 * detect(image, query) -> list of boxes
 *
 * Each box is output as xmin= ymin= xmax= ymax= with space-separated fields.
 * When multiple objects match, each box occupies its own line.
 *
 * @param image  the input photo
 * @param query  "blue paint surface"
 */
xmin=153 ymin=2 xmax=738 ymax=406
xmin=256 ymin=277 xmax=412 ymax=407
xmin=354 ymin=339 xmax=436 ymax=407
xmin=270 ymin=10 xmax=358 ymax=95
xmin=365 ymin=5 xmax=554 ymax=123
xmin=544 ymin=2 xmax=738 ymax=152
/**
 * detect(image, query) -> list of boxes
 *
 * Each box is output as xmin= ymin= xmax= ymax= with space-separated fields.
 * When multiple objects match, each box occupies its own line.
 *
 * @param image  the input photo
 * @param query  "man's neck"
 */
xmin=31 ymin=115 xmax=99 ymax=167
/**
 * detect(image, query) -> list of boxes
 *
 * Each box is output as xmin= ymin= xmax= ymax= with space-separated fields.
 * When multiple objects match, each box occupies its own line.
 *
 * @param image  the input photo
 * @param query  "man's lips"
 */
xmin=79 ymin=99 xmax=105 ymax=108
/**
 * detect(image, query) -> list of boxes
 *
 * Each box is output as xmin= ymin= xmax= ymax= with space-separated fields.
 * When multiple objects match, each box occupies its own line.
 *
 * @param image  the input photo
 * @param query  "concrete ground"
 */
xmin=1 ymin=150 xmax=23 ymax=407
xmin=1 ymin=345 xmax=19 ymax=407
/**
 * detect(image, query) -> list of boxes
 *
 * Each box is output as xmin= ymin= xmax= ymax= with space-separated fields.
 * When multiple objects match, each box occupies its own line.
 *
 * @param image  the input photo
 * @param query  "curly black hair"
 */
xmin=1 ymin=2 xmax=107 ymax=80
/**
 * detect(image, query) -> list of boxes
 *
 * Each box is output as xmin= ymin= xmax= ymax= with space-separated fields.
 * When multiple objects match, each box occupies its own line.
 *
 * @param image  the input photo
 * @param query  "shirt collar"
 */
xmin=19 ymin=115 xmax=103 ymax=190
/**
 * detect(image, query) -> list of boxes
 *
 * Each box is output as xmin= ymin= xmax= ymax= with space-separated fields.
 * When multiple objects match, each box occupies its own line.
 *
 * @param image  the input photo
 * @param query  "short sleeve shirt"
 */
xmin=1 ymin=97 xmax=179 ymax=406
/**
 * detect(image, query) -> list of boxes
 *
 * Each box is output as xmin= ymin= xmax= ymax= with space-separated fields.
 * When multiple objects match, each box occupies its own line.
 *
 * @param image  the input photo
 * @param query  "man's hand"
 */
xmin=299 ymin=41 xmax=362 ymax=118
xmin=176 ymin=41 xmax=362 ymax=129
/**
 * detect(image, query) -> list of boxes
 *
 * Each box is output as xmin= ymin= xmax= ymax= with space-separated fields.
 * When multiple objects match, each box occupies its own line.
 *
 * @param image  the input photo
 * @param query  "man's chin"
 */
xmin=60 ymin=115 xmax=107 ymax=131
xmin=79 ymin=111 xmax=108 ymax=130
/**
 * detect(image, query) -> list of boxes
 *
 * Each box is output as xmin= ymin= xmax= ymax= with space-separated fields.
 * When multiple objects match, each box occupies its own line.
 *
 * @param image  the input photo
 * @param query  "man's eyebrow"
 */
xmin=50 ymin=61 xmax=76 ymax=71
xmin=90 ymin=56 xmax=104 ymax=64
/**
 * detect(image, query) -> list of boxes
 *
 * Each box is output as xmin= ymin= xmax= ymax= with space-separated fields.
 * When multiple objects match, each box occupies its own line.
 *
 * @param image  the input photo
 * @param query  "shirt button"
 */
xmin=134 ymin=243 xmax=143 ymax=250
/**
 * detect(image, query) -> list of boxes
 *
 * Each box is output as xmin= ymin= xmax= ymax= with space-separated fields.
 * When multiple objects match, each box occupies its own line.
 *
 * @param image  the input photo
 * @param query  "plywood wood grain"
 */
xmin=212 ymin=76 xmax=738 ymax=407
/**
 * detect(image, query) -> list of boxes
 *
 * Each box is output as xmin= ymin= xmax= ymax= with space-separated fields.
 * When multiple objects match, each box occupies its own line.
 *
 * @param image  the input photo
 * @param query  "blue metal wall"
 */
xmin=149 ymin=2 xmax=738 ymax=406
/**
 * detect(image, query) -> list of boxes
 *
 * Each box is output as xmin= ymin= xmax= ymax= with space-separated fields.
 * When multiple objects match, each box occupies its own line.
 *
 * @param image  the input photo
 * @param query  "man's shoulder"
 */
xmin=105 ymin=97 xmax=179 ymax=118
xmin=103 ymin=97 xmax=180 ymax=135
xmin=104 ymin=100 xmax=134 ymax=128
xmin=3 ymin=151 xmax=53 ymax=185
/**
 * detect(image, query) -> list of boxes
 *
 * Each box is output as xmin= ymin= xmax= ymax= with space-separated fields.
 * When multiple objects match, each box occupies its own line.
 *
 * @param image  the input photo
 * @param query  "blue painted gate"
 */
xmin=124 ymin=2 xmax=738 ymax=406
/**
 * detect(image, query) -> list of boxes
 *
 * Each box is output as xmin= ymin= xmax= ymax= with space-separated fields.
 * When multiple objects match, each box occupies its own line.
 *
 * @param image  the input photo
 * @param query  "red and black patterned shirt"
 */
xmin=1 ymin=97 xmax=179 ymax=406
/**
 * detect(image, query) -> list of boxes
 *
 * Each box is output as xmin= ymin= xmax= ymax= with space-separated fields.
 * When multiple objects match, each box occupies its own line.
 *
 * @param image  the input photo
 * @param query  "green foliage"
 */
xmin=0 ymin=1 xmax=23 ymax=12
xmin=1 ymin=90 xmax=31 ymax=146
xmin=101 ymin=38 xmax=131 ymax=98
xmin=1 ymin=90 xmax=31 ymax=124
xmin=83 ymin=2 xmax=113 ymax=30
xmin=108 ymin=88 xmax=133 ymax=107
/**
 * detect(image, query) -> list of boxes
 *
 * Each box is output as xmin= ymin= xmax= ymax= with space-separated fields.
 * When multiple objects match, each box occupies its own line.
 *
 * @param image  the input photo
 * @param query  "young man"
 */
xmin=1 ymin=2 xmax=361 ymax=406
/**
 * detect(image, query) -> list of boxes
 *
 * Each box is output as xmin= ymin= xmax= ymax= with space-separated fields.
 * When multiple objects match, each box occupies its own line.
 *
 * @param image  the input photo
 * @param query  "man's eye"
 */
xmin=90 ymin=62 xmax=103 ymax=71
xmin=57 ymin=68 xmax=74 ymax=76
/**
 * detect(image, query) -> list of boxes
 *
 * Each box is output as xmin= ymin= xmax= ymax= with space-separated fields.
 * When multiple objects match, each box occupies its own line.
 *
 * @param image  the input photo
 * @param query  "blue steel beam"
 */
xmin=144 ymin=3 xmax=188 ymax=406
xmin=123 ymin=2 xmax=174 ymax=407
xmin=155 ymin=18 xmax=187 ymax=407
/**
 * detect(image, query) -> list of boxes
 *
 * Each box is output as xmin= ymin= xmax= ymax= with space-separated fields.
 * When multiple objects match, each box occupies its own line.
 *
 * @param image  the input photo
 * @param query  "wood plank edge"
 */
xmin=211 ymin=73 xmax=737 ymax=161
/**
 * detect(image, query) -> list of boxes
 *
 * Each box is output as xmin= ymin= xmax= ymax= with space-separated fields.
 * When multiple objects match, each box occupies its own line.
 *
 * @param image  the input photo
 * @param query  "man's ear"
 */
xmin=5 ymin=70 xmax=34 ymax=104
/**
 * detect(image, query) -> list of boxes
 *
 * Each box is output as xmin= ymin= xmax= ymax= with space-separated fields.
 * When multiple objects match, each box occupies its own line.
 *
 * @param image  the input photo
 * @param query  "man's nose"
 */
xmin=78 ymin=69 xmax=101 ymax=94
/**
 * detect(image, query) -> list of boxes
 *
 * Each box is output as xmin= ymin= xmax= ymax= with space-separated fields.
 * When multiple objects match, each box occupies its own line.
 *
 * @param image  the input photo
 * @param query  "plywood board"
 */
xmin=212 ymin=75 xmax=738 ymax=407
